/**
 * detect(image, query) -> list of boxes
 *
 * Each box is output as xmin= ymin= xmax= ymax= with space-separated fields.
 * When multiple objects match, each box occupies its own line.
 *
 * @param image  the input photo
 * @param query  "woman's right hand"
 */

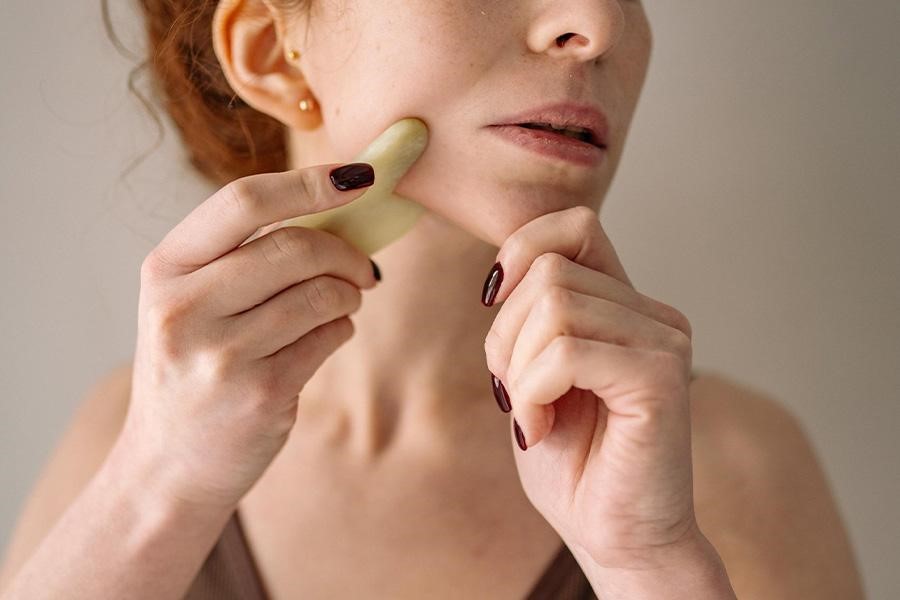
xmin=116 ymin=162 xmax=379 ymax=512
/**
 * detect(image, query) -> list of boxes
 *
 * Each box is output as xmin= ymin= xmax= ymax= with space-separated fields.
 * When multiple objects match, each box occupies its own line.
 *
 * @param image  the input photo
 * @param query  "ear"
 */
xmin=212 ymin=0 xmax=320 ymax=130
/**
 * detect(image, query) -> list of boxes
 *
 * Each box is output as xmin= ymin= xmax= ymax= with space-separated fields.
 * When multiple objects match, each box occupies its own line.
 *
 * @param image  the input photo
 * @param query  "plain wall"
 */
xmin=2 ymin=0 xmax=897 ymax=596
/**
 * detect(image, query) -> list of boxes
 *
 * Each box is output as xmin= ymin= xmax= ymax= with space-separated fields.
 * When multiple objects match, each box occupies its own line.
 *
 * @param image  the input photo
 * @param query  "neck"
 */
xmin=293 ymin=208 xmax=509 ymax=464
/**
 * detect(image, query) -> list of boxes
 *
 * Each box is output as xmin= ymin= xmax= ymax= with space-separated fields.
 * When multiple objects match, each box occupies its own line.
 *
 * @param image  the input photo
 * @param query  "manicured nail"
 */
xmin=330 ymin=163 xmax=375 ymax=191
xmin=513 ymin=419 xmax=528 ymax=451
xmin=490 ymin=372 xmax=512 ymax=413
xmin=481 ymin=262 xmax=503 ymax=307
xmin=370 ymin=258 xmax=382 ymax=282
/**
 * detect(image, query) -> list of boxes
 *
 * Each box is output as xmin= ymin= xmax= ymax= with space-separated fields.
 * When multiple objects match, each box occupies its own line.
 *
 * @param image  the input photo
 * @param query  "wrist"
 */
xmin=2 ymin=435 xmax=237 ymax=599
xmin=99 ymin=433 xmax=237 ymax=544
xmin=576 ymin=528 xmax=736 ymax=600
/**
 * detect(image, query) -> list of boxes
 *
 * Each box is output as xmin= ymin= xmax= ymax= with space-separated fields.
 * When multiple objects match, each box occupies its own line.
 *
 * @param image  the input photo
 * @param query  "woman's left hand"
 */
xmin=482 ymin=206 xmax=704 ymax=572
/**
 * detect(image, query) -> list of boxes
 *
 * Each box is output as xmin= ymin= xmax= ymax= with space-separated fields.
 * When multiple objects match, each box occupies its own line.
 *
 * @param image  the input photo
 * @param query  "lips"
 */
xmin=491 ymin=102 xmax=610 ymax=149
xmin=517 ymin=122 xmax=596 ymax=145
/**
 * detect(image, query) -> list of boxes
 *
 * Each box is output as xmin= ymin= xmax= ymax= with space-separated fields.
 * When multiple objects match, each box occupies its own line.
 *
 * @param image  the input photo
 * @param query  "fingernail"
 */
xmin=330 ymin=163 xmax=375 ymax=191
xmin=370 ymin=258 xmax=382 ymax=282
xmin=513 ymin=419 xmax=528 ymax=451
xmin=481 ymin=262 xmax=503 ymax=307
xmin=490 ymin=372 xmax=512 ymax=413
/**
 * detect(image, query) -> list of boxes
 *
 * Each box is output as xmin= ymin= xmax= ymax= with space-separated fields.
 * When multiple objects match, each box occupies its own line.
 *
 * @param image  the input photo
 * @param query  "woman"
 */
xmin=0 ymin=1 xmax=865 ymax=598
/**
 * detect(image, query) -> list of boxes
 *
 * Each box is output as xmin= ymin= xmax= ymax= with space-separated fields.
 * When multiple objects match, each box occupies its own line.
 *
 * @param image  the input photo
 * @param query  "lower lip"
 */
xmin=487 ymin=125 xmax=606 ymax=167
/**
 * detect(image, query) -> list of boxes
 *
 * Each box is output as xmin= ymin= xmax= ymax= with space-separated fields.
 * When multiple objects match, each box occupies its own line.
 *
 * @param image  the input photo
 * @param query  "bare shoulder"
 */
xmin=688 ymin=370 xmax=866 ymax=599
xmin=0 ymin=361 xmax=133 ymax=589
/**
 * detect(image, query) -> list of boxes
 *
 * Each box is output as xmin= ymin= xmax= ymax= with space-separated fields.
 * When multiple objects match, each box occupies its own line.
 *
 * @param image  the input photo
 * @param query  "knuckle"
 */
xmin=551 ymin=335 xmax=581 ymax=364
xmin=569 ymin=205 xmax=599 ymax=232
xmin=292 ymin=169 xmax=318 ymax=204
xmin=145 ymin=295 xmax=191 ymax=333
xmin=215 ymin=337 xmax=244 ymax=370
xmin=154 ymin=327 xmax=185 ymax=362
xmin=140 ymin=251 xmax=166 ymax=281
xmin=256 ymin=369 xmax=285 ymax=404
xmin=222 ymin=178 xmax=262 ymax=216
xmin=141 ymin=246 xmax=184 ymax=282
xmin=532 ymin=252 xmax=567 ymax=279
xmin=143 ymin=295 xmax=197 ymax=359
xmin=265 ymin=227 xmax=312 ymax=266
xmin=483 ymin=328 xmax=503 ymax=372
xmin=484 ymin=327 xmax=502 ymax=353
xmin=669 ymin=306 xmax=692 ymax=338
xmin=538 ymin=285 xmax=574 ymax=325
xmin=337 ymin=315 xmax=355 ymax=339
xmin=659 ymin=301 xmax=692 ymax=339
xmin=667 ymin=326 xmax=693 ymax=358
xmin=304 ymin=277 xmax=339 ymax=317
xmin=345 ymin=285 xmax=363 ymax=315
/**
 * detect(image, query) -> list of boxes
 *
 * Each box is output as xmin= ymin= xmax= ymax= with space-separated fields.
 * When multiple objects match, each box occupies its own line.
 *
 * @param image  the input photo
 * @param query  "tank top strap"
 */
xmin=182 ymin=510 xmax=269 ymax=600
xmin=525 ymin=542 xmax=597 ymax=599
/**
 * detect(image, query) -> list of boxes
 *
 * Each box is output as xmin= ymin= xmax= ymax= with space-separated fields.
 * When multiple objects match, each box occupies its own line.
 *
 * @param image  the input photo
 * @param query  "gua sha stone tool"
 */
xmin=276 ymin=117 xmax=430 ymax=255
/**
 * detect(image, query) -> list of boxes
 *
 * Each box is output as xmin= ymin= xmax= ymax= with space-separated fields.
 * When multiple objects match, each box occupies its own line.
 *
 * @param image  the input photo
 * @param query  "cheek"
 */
xmin=393 ymin=143 xmax=587 ymax=248
xmin=307 ymin=8 xmax=476 ymax=160
xmin=325 ymin=65 xmax=437 ymax=157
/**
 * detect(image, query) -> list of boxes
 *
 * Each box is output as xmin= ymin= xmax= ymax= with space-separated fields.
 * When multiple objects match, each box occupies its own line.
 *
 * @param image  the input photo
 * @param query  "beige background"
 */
xmin=2 ymin=0 xmax=897 ymax=597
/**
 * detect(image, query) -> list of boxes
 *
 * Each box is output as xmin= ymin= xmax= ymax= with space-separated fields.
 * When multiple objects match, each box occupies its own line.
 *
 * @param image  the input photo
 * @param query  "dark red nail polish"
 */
xmin=330 ymin=163 xmax=375 ymax=191
xmin=481 ymin=262 xmax=503 ymax=307
xmin=370 ymin=258 xmax=382 ymax=282
xmin=513 ymin=419 xmax=527 ymax=451
xmin=490 ymin=372 xmax=512 ymax=413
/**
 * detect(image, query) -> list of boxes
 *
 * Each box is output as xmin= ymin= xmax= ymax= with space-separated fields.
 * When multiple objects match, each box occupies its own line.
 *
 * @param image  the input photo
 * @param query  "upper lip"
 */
xmin=491 ymin=101 xmax=610 ymax=148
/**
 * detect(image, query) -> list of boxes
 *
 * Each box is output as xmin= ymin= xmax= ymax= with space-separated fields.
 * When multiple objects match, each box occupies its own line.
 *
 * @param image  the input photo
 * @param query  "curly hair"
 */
xmin=101 ymin=0 xmax=310 ymax=189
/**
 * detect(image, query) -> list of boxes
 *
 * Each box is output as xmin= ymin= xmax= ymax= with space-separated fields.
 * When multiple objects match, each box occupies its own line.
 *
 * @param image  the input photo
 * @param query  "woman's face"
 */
xmin=288 ymin=0 xmax=652 ymax=246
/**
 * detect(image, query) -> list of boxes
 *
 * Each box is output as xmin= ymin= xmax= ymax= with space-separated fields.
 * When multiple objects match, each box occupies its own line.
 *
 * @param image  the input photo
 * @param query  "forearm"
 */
xmin=1 ymin=441 xmax=234 ymax=600
xmin=574 ymin=531 xmax=737 ymax=600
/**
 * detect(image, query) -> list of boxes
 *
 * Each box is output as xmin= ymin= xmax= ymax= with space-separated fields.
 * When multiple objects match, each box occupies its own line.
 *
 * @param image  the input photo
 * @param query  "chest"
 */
xmin=236 ymin=468 xmax=567 ymax=599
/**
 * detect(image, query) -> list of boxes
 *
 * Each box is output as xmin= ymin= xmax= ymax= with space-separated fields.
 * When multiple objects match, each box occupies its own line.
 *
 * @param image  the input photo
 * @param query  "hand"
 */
xmin=482 ymin=206 xmax=702 ymax=571
xmin=118 ymin=163 xmax=380 ymax=512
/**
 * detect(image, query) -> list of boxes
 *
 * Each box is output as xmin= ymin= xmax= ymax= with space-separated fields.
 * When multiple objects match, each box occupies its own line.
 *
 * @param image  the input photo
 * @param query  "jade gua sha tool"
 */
xmin=268 ymin=118 xmax=430 ymax=256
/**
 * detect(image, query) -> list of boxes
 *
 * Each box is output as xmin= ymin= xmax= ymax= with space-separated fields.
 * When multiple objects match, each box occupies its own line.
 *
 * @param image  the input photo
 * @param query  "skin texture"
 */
xmin=213 ymin=0 xmax=652 ymax=457
xmin=0 ymin=2 xmax=865 ymax=598
xmin=208 ymin=2 xmax=866 ymax=597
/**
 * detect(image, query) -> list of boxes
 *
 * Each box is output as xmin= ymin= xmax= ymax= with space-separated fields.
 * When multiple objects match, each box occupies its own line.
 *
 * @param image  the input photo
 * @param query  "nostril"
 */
xmin=555 ymin=32 xmax=576 ymax=48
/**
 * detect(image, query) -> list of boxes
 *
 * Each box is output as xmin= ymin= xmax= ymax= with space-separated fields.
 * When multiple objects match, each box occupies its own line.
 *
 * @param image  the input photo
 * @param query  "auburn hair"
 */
xmin=101 ymin=0 xmax=309 ymax=189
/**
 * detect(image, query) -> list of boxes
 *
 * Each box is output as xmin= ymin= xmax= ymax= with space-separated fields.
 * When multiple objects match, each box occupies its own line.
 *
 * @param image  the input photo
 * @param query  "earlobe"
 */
xmin=211 ymin=0 xmax=319 ymax=129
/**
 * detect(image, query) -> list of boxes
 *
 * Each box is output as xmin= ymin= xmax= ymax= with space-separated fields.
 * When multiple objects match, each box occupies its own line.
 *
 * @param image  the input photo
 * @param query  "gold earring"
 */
xmin=288 ymin=49 xmax=316 ymax=112
xmin=299 ymin=97 xmax=317 ymax=112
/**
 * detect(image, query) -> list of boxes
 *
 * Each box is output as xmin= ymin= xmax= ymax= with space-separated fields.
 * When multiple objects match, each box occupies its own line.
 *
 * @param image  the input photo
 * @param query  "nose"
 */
xmin=526 ymin=0 xmax=625 ymax=63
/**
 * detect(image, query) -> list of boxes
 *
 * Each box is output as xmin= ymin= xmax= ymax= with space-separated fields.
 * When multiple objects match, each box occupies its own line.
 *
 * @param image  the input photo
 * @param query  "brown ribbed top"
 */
xmin=183 ymin=371 xmax=703 ymax=598
xmin=183 ymin=510 xmax=596 ymax=599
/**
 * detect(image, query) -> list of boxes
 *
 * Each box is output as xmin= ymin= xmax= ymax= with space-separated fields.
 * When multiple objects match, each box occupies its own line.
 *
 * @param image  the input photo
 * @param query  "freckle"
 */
xmin=335 ymin=106 xmax=341 ymax=117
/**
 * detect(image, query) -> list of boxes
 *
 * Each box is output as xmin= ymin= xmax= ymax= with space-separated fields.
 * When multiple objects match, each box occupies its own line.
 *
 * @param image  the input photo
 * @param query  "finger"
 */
xmin=261 ymin=315 xmax=357 ymax=401
xmin=240 ymin=219 xmax=285 ymax=247
xmin=485 ymin=206 xmax=633 ymax=308
xmin=193 ymin=226 xmax=377 ymax=317
xmin=484 ymin=253 xmax=692 ymax=382
xmin=504 ymin=288 xmax=691 ymax=389
xmin=150 ymin=163 xmax=373 ymax=277
xmin=224 ymin=275 xmax=362 ymax=358
xmin=508 ymin=338 xmax=687 ymax=449
xmin=262 ymin=118 xmax=430 ymax=256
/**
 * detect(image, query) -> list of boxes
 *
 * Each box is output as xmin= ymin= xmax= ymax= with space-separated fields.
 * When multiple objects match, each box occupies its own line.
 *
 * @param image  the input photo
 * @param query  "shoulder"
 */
xmin=689 ymin=370 xmax=804 ymax=471
xmin=0 ymin=361 xmax=133 ymax=589
xmin=687 ymin=370 xmax=865 ymax=599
